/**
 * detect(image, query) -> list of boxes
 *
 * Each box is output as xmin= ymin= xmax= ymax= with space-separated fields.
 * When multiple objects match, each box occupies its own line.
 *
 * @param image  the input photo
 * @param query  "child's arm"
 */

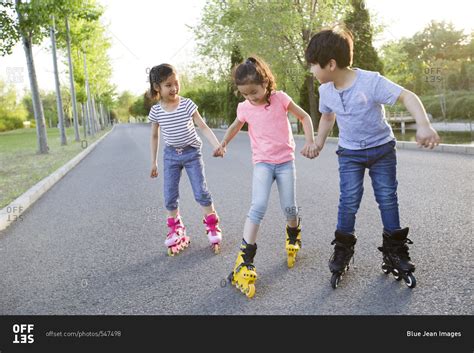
xmin=222 ymin=117 xmax=245 ymax=146
xmin=192 ymin=110 xmax=221 ymax=150
xmin=150 ymin=122 xmax=160 ymax=178
xmin=287 ymin=101 xmax=319 ymax=159
xmin=314 ymin=112 xmax=336 ymax=153
xmin=398 ymin=90 xmax=440 ymax=149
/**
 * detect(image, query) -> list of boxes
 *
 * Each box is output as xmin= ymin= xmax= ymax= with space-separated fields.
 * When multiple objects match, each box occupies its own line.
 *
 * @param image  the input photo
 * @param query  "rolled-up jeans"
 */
xmin=247 ymin=160 xmax=298 ymax=225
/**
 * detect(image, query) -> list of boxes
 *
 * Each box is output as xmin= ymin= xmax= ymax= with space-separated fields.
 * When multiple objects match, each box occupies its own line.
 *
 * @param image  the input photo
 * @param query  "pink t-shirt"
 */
xmin=237 ymin=91 xmax=295 ymax=164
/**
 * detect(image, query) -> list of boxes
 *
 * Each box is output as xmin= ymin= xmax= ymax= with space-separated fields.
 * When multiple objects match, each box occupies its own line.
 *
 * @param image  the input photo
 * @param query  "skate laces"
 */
xmin=287 ymin=227 xmax=301 ymax=245
xmin=167 ymin=217 xmax=184 ymax=238
xmin=204 ymin=214 xmax=220 ymax=235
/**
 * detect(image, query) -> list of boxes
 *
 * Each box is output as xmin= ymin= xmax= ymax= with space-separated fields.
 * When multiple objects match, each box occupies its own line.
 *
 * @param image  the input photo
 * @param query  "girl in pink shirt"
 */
xmin=214 ymin=56 xmax=319 ymax=298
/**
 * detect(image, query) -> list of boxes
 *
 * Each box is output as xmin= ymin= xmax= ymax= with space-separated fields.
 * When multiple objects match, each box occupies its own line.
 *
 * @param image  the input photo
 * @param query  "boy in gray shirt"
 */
xmin=305 ymin=29 xmax=440 ymax=289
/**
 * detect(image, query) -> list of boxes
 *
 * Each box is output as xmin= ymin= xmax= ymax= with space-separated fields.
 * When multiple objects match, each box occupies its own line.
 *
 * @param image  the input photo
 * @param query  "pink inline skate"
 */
xmin=203 ymin=213 xmax=223 ymax=254
xmin=165 ymin=215 xmax=190 ymax=256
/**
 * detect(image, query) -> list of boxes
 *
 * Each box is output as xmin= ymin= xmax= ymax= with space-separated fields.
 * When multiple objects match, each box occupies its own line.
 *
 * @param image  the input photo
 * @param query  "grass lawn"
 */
xmin=0 ymin=126 xmax=111 ymax=209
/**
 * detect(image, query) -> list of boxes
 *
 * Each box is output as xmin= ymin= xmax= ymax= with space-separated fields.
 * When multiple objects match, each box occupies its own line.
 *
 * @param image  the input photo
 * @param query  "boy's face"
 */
xmin=237 ymin=83 xmax=267 ymax=105
xmin=154 ymin=73 xmax=180 ymax=100
xmin=310 ymin=62 xmax=334 ymax=84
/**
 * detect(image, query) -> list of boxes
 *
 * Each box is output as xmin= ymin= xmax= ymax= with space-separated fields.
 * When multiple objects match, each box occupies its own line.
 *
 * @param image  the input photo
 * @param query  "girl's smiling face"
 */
xmin=237 ymin=83 xmax=268 ymax=105
xmin=154 ymin=73 xmax=180 ymax=101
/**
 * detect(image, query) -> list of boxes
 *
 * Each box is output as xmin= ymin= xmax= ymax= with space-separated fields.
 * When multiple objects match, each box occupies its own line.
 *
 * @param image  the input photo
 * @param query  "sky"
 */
xmin=0 ymin=0 xmax=472 ymax=97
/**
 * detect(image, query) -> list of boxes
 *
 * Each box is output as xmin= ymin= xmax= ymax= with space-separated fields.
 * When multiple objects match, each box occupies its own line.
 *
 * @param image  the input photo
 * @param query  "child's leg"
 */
xmin=368 ymin=141 xmax=400 ymax=232
xmin=245 ymin=163 xmax=274 ymax=244
xmin=183 ymin=148 xmax=213 ymax=211
xmin=275 ymin=160 xmax=302 ymax=268
xmin=242 ymin=218 xmax=260 ymax=245
xmin=163 ymin=147 xmax=183 ymax=215
xmin=275 ymin=160 xmax=298 ymax=226
xmin=336 ymin=147 xmax=366 ymax=234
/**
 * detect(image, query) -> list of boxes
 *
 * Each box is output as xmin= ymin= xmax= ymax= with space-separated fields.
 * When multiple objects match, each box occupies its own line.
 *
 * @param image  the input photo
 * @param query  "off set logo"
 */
xmin=13 ymin=324 xmax=34 ymax=344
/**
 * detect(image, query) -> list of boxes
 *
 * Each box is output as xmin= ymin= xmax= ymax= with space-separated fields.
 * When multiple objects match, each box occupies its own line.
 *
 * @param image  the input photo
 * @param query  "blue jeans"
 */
xmin=336 ymin=140 xmax=400 ymax=233
xmin=163 ymin=145 xmax=212 ymax=211
xmin=248 ymin=160 xmax=298 ymax=225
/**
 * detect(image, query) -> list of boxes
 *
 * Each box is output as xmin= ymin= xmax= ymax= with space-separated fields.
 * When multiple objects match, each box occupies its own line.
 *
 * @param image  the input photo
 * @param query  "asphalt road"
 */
xmin=0 ymin=123 xmax=472 ymax=315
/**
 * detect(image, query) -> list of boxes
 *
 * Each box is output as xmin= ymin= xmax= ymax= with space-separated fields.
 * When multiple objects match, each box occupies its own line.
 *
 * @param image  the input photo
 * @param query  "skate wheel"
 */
xmin=212 ymin=244 xmax=220 ymax=254
xmin=167 ymin=248 xmax=174 ymax=256
xmin=381 ymin=262 xmax=390 ymax=274
xmin=331 ymin=273 xmax=340 ymax=289
xmin=392 ymin=269 xmax=402 ymax=281
xmin=246 ymin=284 xmax=255 ymax=298
xmin=405 ymin=273 xmax=416 ymax=289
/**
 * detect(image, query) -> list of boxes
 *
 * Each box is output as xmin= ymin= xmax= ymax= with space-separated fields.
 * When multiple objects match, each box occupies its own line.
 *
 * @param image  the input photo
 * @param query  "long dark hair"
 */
xmin=148 ymin=64 xmax=177 ymax=101
xmin=232 ymin=56 xmax=276 ymax=107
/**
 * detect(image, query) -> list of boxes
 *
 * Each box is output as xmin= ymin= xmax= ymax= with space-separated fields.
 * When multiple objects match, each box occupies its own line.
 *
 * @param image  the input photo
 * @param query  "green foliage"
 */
xmin=344 ymin=0 xmax=383 ymax=73
xmin=391 ymin=91 xmax=474 ymax=121
xmin=184 ymin=87 xmax=229 ymax=127
xmin=194 ymin=0 xmax=352 ymax=106
xmin=420 ymin=91 xmax=474 ymax=121
xmin=381 ymin=21 xmax=472 ymax=95
xmin=0 ymin=79 xmax=28 ymax=131
xmin=129 ymin=93 xmax=152 ymax=118
xmin=115 ymin=91 xmax=135 ymax=122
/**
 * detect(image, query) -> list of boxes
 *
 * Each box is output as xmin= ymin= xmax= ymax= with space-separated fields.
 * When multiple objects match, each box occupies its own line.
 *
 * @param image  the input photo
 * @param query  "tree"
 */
xmin=116 ymin=91 xmax=135 ymax=122
xmin=1 ymin=0 xmax=54 ymax=153
xmin=226 ymin=45 xmax=244 ymax=122
xmin=459 ymin=62 xmax=469 ymax=90
xmin=52 ymin=0 xmax=102 ymax=141
xmin=344 ymin=0 xmax=383 ymax=72
xmin=194 ymin=0 xmax=352 ymax=127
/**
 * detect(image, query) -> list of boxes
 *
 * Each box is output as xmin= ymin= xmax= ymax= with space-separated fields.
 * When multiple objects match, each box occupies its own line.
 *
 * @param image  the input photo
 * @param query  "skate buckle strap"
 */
xmin=235 ymin=262 xmax=255 ymax=274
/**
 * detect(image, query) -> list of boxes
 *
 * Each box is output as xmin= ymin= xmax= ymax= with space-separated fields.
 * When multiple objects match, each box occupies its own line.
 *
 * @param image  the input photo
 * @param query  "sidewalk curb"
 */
xmin=212 ymin=129 xmax=474 ymax=155
xmin=0 ymin=126 xmax=115 ymax=232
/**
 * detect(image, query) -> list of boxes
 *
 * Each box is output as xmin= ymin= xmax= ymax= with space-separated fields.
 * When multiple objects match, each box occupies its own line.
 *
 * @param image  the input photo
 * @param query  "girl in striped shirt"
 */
xmin=148 ymin=64 xmax=223 ymax=255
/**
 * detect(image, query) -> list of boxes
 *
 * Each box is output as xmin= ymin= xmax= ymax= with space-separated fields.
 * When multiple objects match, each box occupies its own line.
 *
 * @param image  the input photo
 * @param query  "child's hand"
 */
xmin=416 ymin=125 xmax=441 ymax=149
xmin=300 ymin=142 xmax=320 ymax=159
xmin=150 ymin=164 xmax=158 ymax=178
xmin=213 ymin=142 xmax=227 ymax=158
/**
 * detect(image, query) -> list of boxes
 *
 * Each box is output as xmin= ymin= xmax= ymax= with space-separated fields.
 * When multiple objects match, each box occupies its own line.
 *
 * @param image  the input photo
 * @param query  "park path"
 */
xmin=0 ymin=123 xmax=472 ymax=314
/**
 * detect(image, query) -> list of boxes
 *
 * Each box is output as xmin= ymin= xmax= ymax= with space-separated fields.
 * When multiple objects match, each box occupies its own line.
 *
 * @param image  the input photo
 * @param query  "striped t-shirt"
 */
xmin=148 ymin=97 xmax=202 ymax=148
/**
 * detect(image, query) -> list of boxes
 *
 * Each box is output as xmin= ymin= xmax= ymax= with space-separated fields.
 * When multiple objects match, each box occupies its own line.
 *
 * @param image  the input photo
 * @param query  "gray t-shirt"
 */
xmin=319 ymin=68 xmax=403 ymax=150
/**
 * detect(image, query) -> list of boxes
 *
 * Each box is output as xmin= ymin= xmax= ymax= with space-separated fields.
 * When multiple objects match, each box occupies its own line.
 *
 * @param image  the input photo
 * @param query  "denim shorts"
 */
xmin=163 ymin=145 xmax=213 ymax=211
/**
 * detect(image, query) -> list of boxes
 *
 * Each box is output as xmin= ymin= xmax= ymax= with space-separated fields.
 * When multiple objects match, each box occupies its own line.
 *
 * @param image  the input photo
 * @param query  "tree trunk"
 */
xmin=50 ymin=15 xmax=67 ymax=146
xmin=66 ymin=17 xmax=80 ymax=142
xmin=16 ymin=2 xmax=49 ymax=154
xmin=82 ymin=49 xmax=96 ymax=136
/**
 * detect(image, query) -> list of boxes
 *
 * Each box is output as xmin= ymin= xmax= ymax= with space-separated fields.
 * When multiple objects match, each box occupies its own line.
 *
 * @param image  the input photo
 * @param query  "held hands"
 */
xmin=300 ymin=142 xmax=321 ymax=159
xmin=416 ymin=125 xmax=441 ymax=149
xmin=150 ymin=163 xmax=158 ymax=178
xmin=213 ymin=141 xmax=227 ymax=158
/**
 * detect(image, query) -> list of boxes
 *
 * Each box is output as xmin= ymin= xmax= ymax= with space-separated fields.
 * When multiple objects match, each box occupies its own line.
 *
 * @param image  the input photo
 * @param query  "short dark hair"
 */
xmin=305 ymin=29 xmax=353 ymax=68
xmin=148 ymin=64 xmax=177 ymax=100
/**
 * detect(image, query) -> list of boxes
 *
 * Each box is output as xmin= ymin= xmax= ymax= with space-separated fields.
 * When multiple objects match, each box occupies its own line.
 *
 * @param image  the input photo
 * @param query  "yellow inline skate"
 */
xmin=285 ymin=218 xmax=302 ymax=268
xmin=228 ymin=240 xmax=257 ymax=298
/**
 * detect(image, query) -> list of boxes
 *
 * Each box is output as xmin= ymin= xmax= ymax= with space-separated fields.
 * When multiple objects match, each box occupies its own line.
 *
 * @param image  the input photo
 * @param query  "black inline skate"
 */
xmin=329 ymin=231 xmax=357 ymax=289
xmin=378 ymin=227 xmax=416 ymax=288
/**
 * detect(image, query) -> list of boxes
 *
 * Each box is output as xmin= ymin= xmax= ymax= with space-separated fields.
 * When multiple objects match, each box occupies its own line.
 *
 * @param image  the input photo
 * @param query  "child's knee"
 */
xmin=248 ymin=204 xmax=267 ymax=224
